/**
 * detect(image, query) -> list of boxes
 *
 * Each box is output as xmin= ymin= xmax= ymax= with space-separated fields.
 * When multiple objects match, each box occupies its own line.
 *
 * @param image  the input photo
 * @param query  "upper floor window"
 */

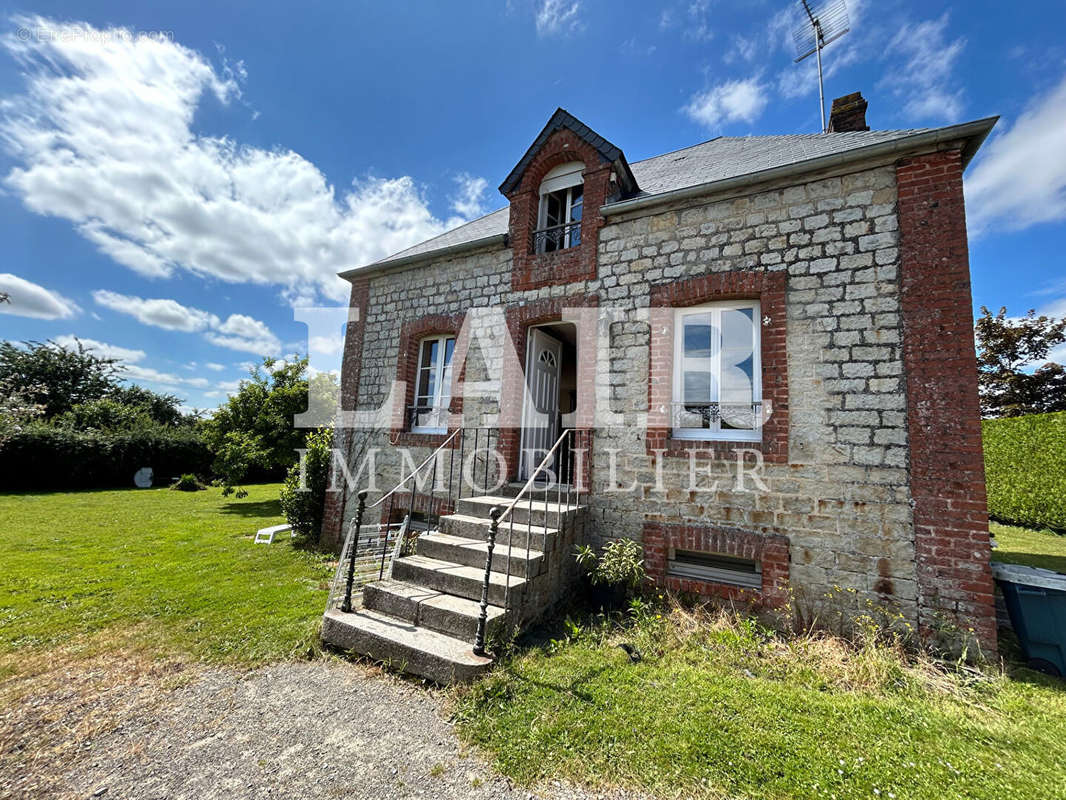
xmin=672 ymin=301 xmax=762 ymax=441
xmin=411 ymin=334 xmax=455 ymax=434
xmin=534 ymin=161 xmax=584 ymax=254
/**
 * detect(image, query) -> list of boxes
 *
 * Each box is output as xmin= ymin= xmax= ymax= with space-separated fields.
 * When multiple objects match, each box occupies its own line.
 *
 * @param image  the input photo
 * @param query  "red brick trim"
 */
xmin=643 ymin=521 xmax=790 ymax=605
xmin=506 ymin=128 xmax=612 ymax=291
xmin=896 ymin=150 xmax=996 ymax=654
xmin=499 ymin=294 xmax=599 ymax=482
xmin=390 ymin=312 xmax=465 ymax=448
xmin=323 ymin=278 xmax=370 ymax=549
xmin=645 ymin=271 xmax=789 ymax=463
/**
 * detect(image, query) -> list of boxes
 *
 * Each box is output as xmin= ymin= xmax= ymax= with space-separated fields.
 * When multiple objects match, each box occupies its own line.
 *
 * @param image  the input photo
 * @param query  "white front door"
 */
xmin=518 ymin=328 xmax=563 ymax=481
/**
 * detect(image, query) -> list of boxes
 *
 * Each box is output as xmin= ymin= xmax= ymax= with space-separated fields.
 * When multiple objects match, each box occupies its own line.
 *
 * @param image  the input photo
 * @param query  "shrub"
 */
xmin=0 ymin=424 xmax=212 ymax=490
xmin=575 ymin=538 xmax=646 ymax=604
xmin=983 ymin=411 xmax=1066 ymax=530
xmin=279 ymin=428 xmax=333 ymax=545
xmin=171 ymin=473 xmax=205 ymax=491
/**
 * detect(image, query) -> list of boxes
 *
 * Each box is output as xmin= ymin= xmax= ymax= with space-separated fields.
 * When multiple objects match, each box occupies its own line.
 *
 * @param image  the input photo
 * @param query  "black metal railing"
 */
xmin=333 ymin=426 xmax=501 ymax=614
xmin=532 ymin=220 xmax=581 ymax=254
xmin=472 ymin=428 xmax=587 ymax=656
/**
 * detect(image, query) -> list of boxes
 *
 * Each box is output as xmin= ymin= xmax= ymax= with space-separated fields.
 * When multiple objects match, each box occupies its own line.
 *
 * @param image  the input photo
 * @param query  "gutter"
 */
xmin=338 ymin=232 xmax=508 ymax=281
xmin=599 ymin=116 xmax=998 ymax=218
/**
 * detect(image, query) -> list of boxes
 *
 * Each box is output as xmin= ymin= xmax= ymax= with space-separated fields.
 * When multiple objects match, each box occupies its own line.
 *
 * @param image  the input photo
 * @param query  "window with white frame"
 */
xmin=672 ymin=301 xmax=762 ymax=441
xmin=411 ymin=335 xmax=455 ymax=433
xmin=535 ymin=161 xmax=584 ymax=254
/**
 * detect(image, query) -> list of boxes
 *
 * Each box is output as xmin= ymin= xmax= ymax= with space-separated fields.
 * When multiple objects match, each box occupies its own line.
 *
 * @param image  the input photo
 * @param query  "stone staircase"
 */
xmin=322 ymin=487 xmax=585 ymax=684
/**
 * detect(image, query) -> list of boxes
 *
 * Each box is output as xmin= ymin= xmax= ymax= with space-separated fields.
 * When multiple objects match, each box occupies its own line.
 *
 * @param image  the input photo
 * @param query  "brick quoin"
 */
xmin=896 ymin=150 xmax=997 ymax=655
xmin=643 ymin=521 xmax=790 ymax=606
xmin=322 ymin=278 xmax=369 ymax=549
xmin=645 ymin=270 xmax=789 ymax=463
xmin=506 ymin=128 xmax=611 ymax=291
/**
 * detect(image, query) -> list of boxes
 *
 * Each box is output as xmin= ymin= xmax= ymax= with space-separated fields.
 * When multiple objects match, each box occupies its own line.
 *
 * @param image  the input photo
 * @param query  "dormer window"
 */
xmin=534 ymin=161 xmax=584 ymax=254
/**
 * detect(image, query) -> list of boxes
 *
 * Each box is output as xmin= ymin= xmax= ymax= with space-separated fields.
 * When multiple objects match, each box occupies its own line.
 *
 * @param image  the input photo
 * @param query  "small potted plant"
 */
xmin=575 ymin=538 xmax=646 ymax=610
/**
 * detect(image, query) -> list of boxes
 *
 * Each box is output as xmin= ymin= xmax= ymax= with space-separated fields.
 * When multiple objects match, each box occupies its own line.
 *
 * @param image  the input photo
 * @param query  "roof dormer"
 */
xmin=502 ymin=109 xmax=638 ymax=291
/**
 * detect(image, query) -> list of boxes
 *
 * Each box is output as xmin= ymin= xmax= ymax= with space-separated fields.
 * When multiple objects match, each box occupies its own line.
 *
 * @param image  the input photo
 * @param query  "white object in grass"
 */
xmin=254 ymin=524 xmax=293 ymax=544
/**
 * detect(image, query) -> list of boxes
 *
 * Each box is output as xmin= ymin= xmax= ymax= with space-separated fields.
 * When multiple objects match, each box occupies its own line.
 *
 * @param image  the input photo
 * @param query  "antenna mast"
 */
xmin=792 ymin=0 xmax=850 ymax=132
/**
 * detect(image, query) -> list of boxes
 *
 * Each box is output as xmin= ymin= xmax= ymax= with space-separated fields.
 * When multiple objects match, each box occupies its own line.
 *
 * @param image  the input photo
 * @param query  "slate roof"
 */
xmin=351 ymin=119 xmax=995 ymax=275
xmin=498 ymin=108 xmax=634 ymax=196
xmin=626 ymin=129 xmax=934 ymax=196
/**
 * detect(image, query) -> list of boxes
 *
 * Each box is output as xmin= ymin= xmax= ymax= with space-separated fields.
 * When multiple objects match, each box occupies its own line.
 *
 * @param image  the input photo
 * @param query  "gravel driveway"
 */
xmin=3 ymin=658 xmax=647 ymax=800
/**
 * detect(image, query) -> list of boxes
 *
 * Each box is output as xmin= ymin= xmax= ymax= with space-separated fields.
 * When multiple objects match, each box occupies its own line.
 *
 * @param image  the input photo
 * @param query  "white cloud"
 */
xmin=965 ymin=74 xmax=1066 ymax=235
xmin=53 ymin=335 xmax=145 ymax=363
xmin=535 ymin=0 xmax=583 ymax=37
xmin=684 ymin=78 xmax=768 ymax=131
xmin=0 ymin=273 xmax=79 ymax=319
xmin=92 ymin=290 xmax=218 ymax=332
xmin=204 ymin=362 xmax=226 ymax=371
xmin=879 ymin=14 xmax=966 ymax=122
xmin=658 ymin=1 xmax=714 ymax=42
xmin=91 ymin=289 xmax=281 ymax=355
xmin=450 ymin=173 xmax=489 ymax=219
xmin=1 ymin=17 xmax=487 ymax=304
xmin=724 ymin=34 xmax=758 ymax=65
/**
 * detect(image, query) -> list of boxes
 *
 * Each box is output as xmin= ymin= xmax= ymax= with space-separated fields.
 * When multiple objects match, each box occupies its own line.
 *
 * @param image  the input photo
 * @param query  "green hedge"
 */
xmin=0 ymin=426 xmax=212 ymax=490
xmin=983 ymin=411 xmax=1066 ymax=531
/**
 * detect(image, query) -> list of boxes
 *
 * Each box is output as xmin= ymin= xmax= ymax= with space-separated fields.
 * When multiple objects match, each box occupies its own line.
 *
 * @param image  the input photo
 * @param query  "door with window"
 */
xmin=519 ymin=328 xmax=563 ymax=480
xmin=672 ymin=302 xmax=762 ymax=440
xmin=411 ymin=334 xmax=455 ymax=434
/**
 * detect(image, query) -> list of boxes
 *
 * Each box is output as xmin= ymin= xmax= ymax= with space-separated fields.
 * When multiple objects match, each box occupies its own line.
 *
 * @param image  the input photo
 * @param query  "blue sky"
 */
xmin=0 ymin=0 xmax=1064 ymax=410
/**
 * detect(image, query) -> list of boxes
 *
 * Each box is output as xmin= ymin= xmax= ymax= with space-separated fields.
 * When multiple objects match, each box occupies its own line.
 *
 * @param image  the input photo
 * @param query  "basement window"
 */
xmin=668 ymin=549 xmax=761 ymax=589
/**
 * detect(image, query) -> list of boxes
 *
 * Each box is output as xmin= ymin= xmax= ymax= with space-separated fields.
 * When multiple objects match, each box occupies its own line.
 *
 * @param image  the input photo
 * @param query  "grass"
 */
xmin=992 ymin=521 xmax=1066 ymax=573
xmin=0 ymin=483 xmax=334 ymax=670
xmin=455 ymin=601 xmax=1066 ymax=800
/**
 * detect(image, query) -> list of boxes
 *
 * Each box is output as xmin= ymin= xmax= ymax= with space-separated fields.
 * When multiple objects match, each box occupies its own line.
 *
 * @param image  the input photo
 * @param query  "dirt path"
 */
xmin=2 ymin=657 xmax=645 ymax=800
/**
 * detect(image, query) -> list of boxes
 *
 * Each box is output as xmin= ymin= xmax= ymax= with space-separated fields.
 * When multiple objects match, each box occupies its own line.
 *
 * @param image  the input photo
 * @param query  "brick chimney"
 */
xmin=828 ymin=92 xmax=869 ymax=132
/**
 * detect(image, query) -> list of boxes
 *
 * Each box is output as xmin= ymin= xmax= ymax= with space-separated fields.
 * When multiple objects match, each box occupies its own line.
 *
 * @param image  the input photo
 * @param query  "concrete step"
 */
xmin=438 ymin=513 xmax=558 ymax=550
xmin=457 ymin=494 xmax=583 ymax=527
xmin=321 ymin=607 xmax=493 ymax=684
xmin=363 ymin=578 xmax=508 ymax=641
xmin=391 ymin=554 xmax=526 ymax=606
xmin=416 ymin=531 xmax=543 ymax=575
xmin=494 ymin=481 xmax=578 ymax=499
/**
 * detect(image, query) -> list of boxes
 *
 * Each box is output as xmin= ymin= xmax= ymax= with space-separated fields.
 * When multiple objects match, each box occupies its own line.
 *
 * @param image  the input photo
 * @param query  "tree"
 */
xmin=0 ymin=339 xmax=191 ymax=425
xmin=0 ymin=340 xmax=120 ymax=418
xmin=202 ymin=357 xmax=336 ymax=489
xmin=280 ymin=428 xmax=333 ymax=544
xmin=975 ymin=306 xmax=1066 ymax=417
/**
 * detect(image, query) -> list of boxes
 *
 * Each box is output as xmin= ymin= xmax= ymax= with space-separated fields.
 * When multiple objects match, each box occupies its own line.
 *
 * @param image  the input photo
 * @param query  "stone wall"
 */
xmin=330 ymin=160 xmax=992 ymax=645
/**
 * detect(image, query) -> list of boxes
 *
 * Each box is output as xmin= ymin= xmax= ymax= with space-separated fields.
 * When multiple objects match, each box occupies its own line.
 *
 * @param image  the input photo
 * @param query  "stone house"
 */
xmin=321 ymin=95 xmax=999 ymax=682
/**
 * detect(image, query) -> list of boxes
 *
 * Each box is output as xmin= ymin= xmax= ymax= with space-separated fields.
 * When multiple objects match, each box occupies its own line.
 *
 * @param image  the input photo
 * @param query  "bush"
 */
xmin=279 ymin=428 xmax=333 ymax=545
xmin=575 ymin=539 xmax=646 ymax=609
xmin=171 ymin=473 xmax=205 ymax=491
xmin=0 ymin=424 xmax=212 ymax=490
xmin=983 ymin=411 xmax=1066 ymax=530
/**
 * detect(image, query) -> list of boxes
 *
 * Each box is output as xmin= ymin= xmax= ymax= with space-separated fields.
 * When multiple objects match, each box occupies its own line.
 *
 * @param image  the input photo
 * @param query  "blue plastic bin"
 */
xmin=992 ymin=562 xmax=1066 ymax=677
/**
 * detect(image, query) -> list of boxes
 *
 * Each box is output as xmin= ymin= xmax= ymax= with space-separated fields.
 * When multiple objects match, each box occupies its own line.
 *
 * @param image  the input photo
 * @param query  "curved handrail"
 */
xmin=368 ymin=426 xmax=461 ymax=509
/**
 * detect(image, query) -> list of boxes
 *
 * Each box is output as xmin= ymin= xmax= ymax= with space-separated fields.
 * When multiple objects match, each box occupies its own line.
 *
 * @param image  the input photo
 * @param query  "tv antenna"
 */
xmin=792 ymin=0 xmax=850 ymax=132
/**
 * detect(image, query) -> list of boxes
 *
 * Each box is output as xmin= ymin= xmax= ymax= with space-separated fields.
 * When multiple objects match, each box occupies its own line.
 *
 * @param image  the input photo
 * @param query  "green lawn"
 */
xmin=992 ymin=521 xmax=1066 ymax=573
xmin=0 ymin=483 xmax=333 ymax=669
xmin=455 ymin=607 xmax=1066 ymax=800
